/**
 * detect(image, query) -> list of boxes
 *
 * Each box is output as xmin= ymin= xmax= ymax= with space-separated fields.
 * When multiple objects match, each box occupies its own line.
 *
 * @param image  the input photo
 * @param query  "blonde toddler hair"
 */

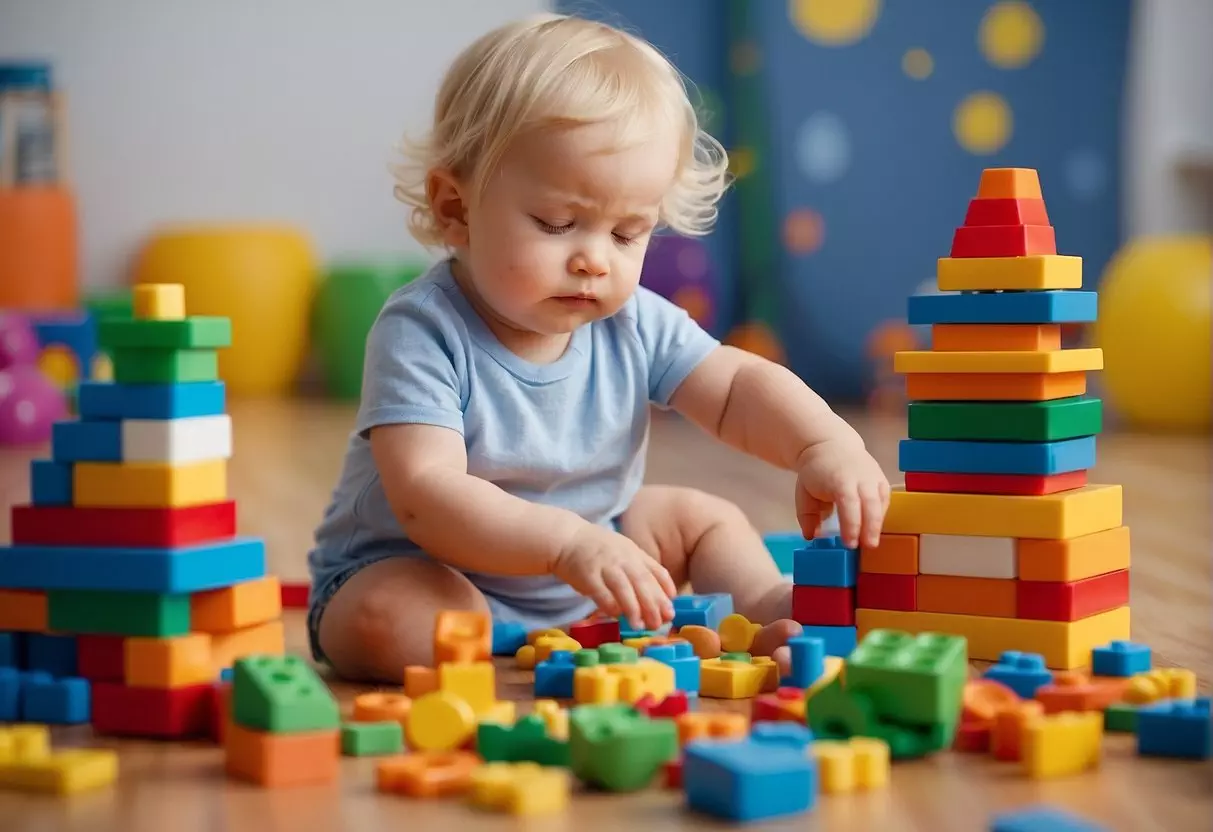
xmin=392 ymin=13 xmax=730 ymax=247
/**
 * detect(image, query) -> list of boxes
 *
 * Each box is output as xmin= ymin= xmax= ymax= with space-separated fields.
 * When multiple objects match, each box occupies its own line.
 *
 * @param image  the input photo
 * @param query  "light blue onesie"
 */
xmin=306 ymin=257 xmax=720 ymax=662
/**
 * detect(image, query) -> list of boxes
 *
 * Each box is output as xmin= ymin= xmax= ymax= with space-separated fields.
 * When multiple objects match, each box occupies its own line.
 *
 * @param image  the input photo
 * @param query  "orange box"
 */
xmin=404 ymin=665 xmax=438 ymax=698
xmin=907 ymin=372 xmax=1086 ymax=402
xmin=434 ymin=610 xmax=491 ymax=664
xmin=190 ymin=575 xmax=281 ymax=633
xmin=377 ymin=751 xmax=480 ymax=797
xmin=977 ymin=168 xmax=1042 ymax=200
xmin=224 ymin=722 xmax=339 ymax=787
xmin=352 ymin=692 xmax=411 ymax=727
xmin=1016 ymin=525 xmax=1131 ymax=582
xmin=676 ymin=712 xmax=749 ymax=746
xmin=932 ymin=324 xmax=1061 ymax=352
xmin=0 ymin=589 xmax=48 ymax=631
xmin=125 ymin=633 xmax=214 ymax=688
xmin=916 ymin=575 xmax=1016 ymax=618
xmin=209 ymin=620 xmax=285 ymax=675
xmin=859 ymin=534 xmax=919 ymax=575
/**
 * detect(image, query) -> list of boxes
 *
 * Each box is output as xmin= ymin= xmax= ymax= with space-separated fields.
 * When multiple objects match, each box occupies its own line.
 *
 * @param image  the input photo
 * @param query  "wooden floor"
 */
xmin=1 ymin=398 xmax=1210 ymax=830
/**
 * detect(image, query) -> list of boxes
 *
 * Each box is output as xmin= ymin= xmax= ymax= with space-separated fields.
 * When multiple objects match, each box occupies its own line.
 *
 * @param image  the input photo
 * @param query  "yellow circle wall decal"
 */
xmin=953 ymin=91 xmax=1012 ymax=154
xmin=979 ymin=1 xmax=1044 ymax=69
xmin=902 ymin=48 xmax=934 ymax=79
xmin=729 ymin=147 xmax=756 ymax=181
xmin=790 ymin=0 xmax=882 ymax=47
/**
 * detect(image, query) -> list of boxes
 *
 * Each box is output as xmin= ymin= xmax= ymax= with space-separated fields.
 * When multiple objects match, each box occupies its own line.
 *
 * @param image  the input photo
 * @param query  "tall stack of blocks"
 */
xmin=856 ymin=168 xmax=1130 ymax=670
xmin=0 ymin=284 xmax=284 ymax=736
xmin=791 ymin=536 xmax=858 ymax=657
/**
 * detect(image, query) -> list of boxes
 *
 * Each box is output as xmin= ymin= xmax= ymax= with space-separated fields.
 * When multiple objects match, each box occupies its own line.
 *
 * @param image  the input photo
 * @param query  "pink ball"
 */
xmin=0 ymin=365 xmax=67 ymax=445
xmin=0 ymin=314 xmax=42 ymax=369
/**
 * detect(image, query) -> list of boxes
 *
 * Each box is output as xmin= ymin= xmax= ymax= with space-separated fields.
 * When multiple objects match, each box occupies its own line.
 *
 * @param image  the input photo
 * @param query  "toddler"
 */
xmin=307 ymin=13 xmax=890 ymax=682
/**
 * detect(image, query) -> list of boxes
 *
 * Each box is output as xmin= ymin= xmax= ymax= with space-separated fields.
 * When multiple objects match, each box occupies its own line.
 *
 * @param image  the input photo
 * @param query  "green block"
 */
xmin=99 ymin=316 xmax=232 ymax=350
xmin=845 ymin=629 xmax=968 ymax=728
xmin=806 ymin=677 xmax=952 ymax=759
xmin=477 ymin=715 xmax=569 ymax=767
xmin=47 ymin=589 xmax=191 ymax=636
xmin=596 ymin=643 xmax=638 ymax=665
xmin=341 ymin=721 xmax=403 ymax=756
xmin=111 ymin=348 xmax=218 ymax=383
xmin=573 ymin=649 xmax=600 ymax=667
xmin=721 ymin=652 xmax=752 ymax=663
xmin=907 ymin=398 xmax=1102 ymax=442
xmin=232 ymin=654 xmax=340 ymax=733
xmin=1104 ymin=702 xmax=1138 ymax=733
xmin=569 ymin=704 xmax=678 ymax=791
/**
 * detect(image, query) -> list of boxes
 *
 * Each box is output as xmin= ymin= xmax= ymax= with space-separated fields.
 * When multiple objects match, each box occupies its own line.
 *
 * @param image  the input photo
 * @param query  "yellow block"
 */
xmin=894 ymin=347 xmax=1102 ymax=375
xmin=532 ymin=700 xmax=568 ymax=740
xmin=438 ymin=661 xmax=495 ymax=715
xmin=0 ymin=725 xmax=50 ymax=764
xmin=0 ymin=748 xmax=119 ymax=794
xmin=1124 ymin=668 xmax=1197 ymax=704
xmin=937 ymin=254 xmax=1082 ymax=291
xmin=1022 ymin=712 xmax=1102 ymax=778
xmin=573 ymin=659 xmax=675 ymax=705
xmin=977 ymin=167 xmax=1042 ymax=199
xmin=884 ymin=484 xmax=1122 ymax=539
xmin=470 ymin=762 xmax=570 ymax=816
xmin=855 ymin=606 xmax=1130 ymax=670
xmin=700 ymin=656 xmax=777 ymax=699
xmin=133 ymin=283 xmax=185 ymax=320
xmin=718 ymin=613 xmax=761 ymax=653
xmin=73 ymin=459 xmax=227 ymax=508
xmin=811 ymin=737 xmax=890 ymax=793
xmin=407 ymin=691 xmax=476 ymax=751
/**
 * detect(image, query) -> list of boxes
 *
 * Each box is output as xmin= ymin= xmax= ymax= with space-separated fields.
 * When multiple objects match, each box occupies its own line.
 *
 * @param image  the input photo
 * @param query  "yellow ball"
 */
xmin=1094 ymin=235 xmax=1212 ymax=431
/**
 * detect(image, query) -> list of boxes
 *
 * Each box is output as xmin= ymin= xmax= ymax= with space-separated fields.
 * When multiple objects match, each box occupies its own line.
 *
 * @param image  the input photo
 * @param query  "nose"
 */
xmin=568 ymin=243 xmax=609 ymax=278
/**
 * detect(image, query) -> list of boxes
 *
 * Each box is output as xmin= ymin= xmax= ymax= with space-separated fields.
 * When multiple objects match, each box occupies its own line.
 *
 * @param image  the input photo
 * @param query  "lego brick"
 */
xmin=919 ymin=534 xmax=1016 ymax=578
xmin=896 ymin=347 xmax=1101 ymax=376
xmin=568 ymin=615 xmax=621 ymax=649
xmin=469 ymin=761 xmax=571 ymax=815
xmin=477 ymin=714 xmax=570 ymax=767
xmin=22 ymin=676 xmax=91 ymax=724
xmin=1023 ymin=711 xmax=1102 ymax=778
xmin=124 ymin=633 xmax=213 ymax=688
xmin=1017 ymin=569 xmax=1130 ymax=621
xmin=568 ymin=704 xmax=679 ymax=792
xmin=224 ymin=722 xmax=340 ymax=786
xmin=884 ymin=484 xmax=1122 ymax=539
xmin=963 ymin=196 xmax=1050 ymax=227
xmin=11 ymin=500 xmax=237 ymax=548
xmin=937 ymin=255 xmax=1082 ymax=292
xmin=491 ymin=621 xmax=528 ymax=656
xmin=1103 ymin=702 xmax=1138 ymax=733
xmin=983 ymin=651 xmax=1053 ymax=698
xmin=0 ymin=590 xmax=48 ymax=631
xmin=763 ymin=531 xmax=802 ymax=574
xmin=900 ymin=436 xmax=1095 ymax=477
xmin=916 ymin=575 xmax=1016 ymax=617
xmin=132 ymin=283 xmax=185 ymax=319
xmin=811 ymin=737 xmax=890 ymax=793
xmin=792 ymin=536 xmax=857 ymax=587
xmin=30 ymin=459 xmax=72 ymax=505
xmin=671 ymin=593 xmax=733 ymax=631
xmin=931 ymin=323 xmax=1062 ymax=352
xmin=976 ymin=167 xmax=1042 ymax=199
xmin=906 ymin=371 xmax=1087 ymax=401
xmin=908 ymin=289 xmax=1097 ymax=325
xmin=907 ymin=397 xmax=1101 ymax=442
xmin=798 ymin=624 xmax=857 ymax=657
xmin=376 ymin=749 xmax=480 ymax=797
xmin=232 ymin=654 xmax=340 ymax=733
xmin=634 ymin=691 xmax=688 ymax=719
xmin=110 ymin=348 xmax=218 ymax=384
xmin=51 ymin=420 xmax=122 ymax=462
xmin=1091 ymin=640 xmax=1151 ymax=677
xmin=98 ymin=316 xmax=231 ymax=350
xmin=847 ymin=629 xmax=968 ymax=726
xmin=697 ymin=657 xmax=773 ymax=699
xmin=76 ymin=635 xmax=126 ymax=682
xmin=784 ymin=636 xmax=824 ymax=689
xmin=905 ymin=470 xmax=1087 ymax=496
xmin=191 ymin=575 xmax=281 ymax=633
xmin=950 ymin=224 xmax=1056 ymax=258
xmin=858 ymin=534 xmax=918 ymax=574
xmin=1016 ymin=526 xmax=1131 ymax=582
xmin=48 ymin=589 xmax=191 ymax=637
xmin=791 ymin=585 xmax=854 ymax=626
xmin=25 ymin=633 xmax=78 ymax=677
xmin=0 ymin=746 xmax=118 ymax=795
xmin=73 ymin=458 xmax=227 ymax=508
xmin=433 ymin=610 xmax=491 ymax=664
xmin=856 ymin=572 xmax=916 ymax=611
xmin=0 ymin=669 xmax=50 ymax=720
xmin=574 ymin=658 xmax=676 ymax=705
xmin=1136 ymin=698 xmax=1211 ymax=759
xmin=1125 ymin=668 xmax=1197 ymax=705
xmin=91 ymin=680 xmax=213 ymax=738
xmin=121 ymin=415 xmax=232 ymax=463
xmin=643 ymin=641 xmax=701 ymax=694
xmin=77 ymin=380 xmax=226 ymax=420
xmin=0 ymin=632 xmax=20 ymax=667
xmin=682 ymin=728 xmax=816 ymax=822
xmin=0 ymin=537 xmax=265 ymax=593
xmin=855 ymin=606 xmax=1130 ymax=669
xmin=990 ymin=805 xmax=1109 ymax=832
xmin=535 ymin=651 xmax=576 ymax=698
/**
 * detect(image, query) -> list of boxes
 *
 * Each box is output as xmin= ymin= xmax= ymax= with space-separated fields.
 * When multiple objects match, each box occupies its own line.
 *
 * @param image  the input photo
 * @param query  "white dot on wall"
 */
xmin=795 ymin=111 xmax=851 ymax=183
xmin=15 ymin=399 xmax=38 ymax=426
xmin=1065 ymin=149 xmax=1107 ymax=200
xmin=676 ymin=246 xmax=708 ymax=281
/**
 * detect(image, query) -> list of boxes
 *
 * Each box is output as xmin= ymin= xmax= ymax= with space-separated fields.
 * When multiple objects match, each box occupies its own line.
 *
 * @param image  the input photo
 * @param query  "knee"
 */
xmin=680 ymin=489 xmax=751 ymax=537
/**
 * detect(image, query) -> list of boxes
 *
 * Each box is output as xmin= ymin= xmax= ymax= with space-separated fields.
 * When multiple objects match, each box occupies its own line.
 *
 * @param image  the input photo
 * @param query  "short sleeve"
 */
xmin=631 ymin=285 xmax=721 ymax=406
xmin=355 ymin=285 xmax=466 ymax=438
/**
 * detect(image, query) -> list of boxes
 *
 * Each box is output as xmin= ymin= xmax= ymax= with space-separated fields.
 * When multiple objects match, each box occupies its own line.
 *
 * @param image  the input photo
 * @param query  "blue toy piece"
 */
xmin=534 ymin=650 xmax=576 ymax=698
xmin=50 ymin=420 xmax=122 ymax=463
xmin=31 ymin=313 xmax=102 ymax=383
xmin=1091 ymin=640 xmax=1151 ymax=677
xmin=683 ymin=729 xmax=817 ymax=821
xmin=989 ymin=805 xmax=1109 ymax=831
xmin=491 ymin=621 xmax=528 ymax=656
xmin=908 ymin=290 xmax=1099 ymax=325
xmin=1136 ymin=697 xmax=1212 ymax=759
xmin=643 ymin=641 xmax=700 ymax=694
xmin=750 ymin=721 xmax=813 ymax=748
xmin=983 ymin=651 xmax=1053 ymax=699
xmin=24 ymin=633 xmax=78 ymax=678
xmin=22 ymin=676 xmax=90 ymax=724
xmin=762 ymin=532 xmax=802 ymax=575
xmin=219 ymin=666 xmax=235 ymax=683
xmin=783 ymin=636 xmax=825 ymax=689
xmin=672 ymin=593 xmax=733 ymax=631
xmin=793 ymin=536 xmax=857 ymax=587
xmin=899 ymin=436 xmax=1096 ymax=476
xmin=76 ymin=380 xmax=227 ymax=420
xmin=0 ymin=632 xmax=22 ymax=668
xmin=798 ymin=624 xmax=856 ymax=658
xmin=0 ymin=668 xmax=52 ymax=721
xmin=29 ymin=459 xmax=72 ymax=506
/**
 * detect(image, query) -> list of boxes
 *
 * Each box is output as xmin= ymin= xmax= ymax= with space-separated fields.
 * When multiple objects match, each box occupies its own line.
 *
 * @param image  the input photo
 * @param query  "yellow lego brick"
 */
xmin=73 ymin=459 xmax=227 ymax=508
xmin=438 ymin=660 xmax=495 ymax=715
xmin=718 ymin=613 xmax=761 ymax=653
xmin=470 ymin=762 xmax=570 ymax=816
xmin=937 ymin=254 xmax=1082 ymax=291
xmin=0 ymin=748 xmax=119 ymax=794
xmin=805 ymin=656 xmax=844 ymax=701
xmin=515 ymin=645 xmax=537 ymax=670
xmin=855 ymin=606 xmax=1130 ymax=670
xmin=884 ymin=485 xmax=1122 ymax=540
xmin=532 ymin=700 xmax=568 ymax=740
xmin=1022 ymin=711 xmax=1102 ymax=778
xmin=0 ymin=725 xmax=50 ymax=764
xmin=893 ymin=347 xmax=1102 ymax=375
xmin=133 ymin=283 xmax=186 ymax=320
xmin=572 ymin=658 xmax=675 ymax=705
xmin=1124 ymin=668 xmax=1197 ymax=705
xmin=810 ymin=737 xmax=890 ymax=793
xmin=532 ymin=634 xmax=580 ymax=663
xmin=406 ymin=690 xmax=477 ymax=751
xmin=480 ymin=700 xmax=516 ymax=726
xmin=699 ymin=656 xmax=776 ymax=699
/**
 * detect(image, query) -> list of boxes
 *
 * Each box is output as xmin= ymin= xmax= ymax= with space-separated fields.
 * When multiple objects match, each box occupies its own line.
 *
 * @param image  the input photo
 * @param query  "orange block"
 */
xmin=125 ymin=633 xmax=213 ymax=688
xmin=859 ymin=534 xmax=919 ymax=575
xmin=932 ymin=324 xmax=1061 ymax=352
xmin=0 ymin=589 xmax=48 ymax=631
xmin=352 ymin=692 xmax=412 ymax=727
xmin=190 ymin=575 xmax=281 ymax=633
xmin=1034 ymin=671 xmax=1129 ymax=714
xmin=676 ymin=711 xmax=749 ymax=746
xmin=224 ymin=722 xmax=339 ymax=787
xmin=906 ymin=372 xmax=1086 ymax=402
xmin=376 ymin=751 xmax=480 ymax=797
xmin=977 ymin=167 xmax=1042 ymax=199
xmin=1016 ymin=525 xmax=1131 ymax=582
xmin=210 ymin=620 xmax=285 ymax=675
xmin=405 ymin=666 xmax=438 ymax=698
xmin=991 ymin=700 xmax=1044 ymax=762
xmin=915 ymin=575 xmax=1016 ymax=617
xmin=433 ymin=611 xmax=491 ymax=664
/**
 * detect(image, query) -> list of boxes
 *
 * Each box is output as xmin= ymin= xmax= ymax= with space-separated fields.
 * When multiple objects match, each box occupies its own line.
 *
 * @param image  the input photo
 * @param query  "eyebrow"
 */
xmin=543 ymin=192 xmax=658 ymax=223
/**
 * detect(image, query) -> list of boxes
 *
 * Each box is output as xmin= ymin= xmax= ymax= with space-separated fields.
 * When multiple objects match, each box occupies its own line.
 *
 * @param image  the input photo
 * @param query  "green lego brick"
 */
xmin=477 ymin=715 xmax=569 ymax=767
xmin=721 ymin=652 xmax=752 ymax=663
xmin=232 ymin=654 xmax=340 ymax=733
xmin=110 ymin=348 xmax=218 ymax=383
xmin=47 ymin=589 xmax=191 ymax=636
xmin=806 ymin=676 xmax=953 ymax=759
xmin=573 ymin=649 xmax=600 ymax=667
xmin=569 ymin=704 xmax=678 ymax=791
xmin=340 ymin=721 xmax=403 ymax=756
xmin=99 ymin=317 xmax=232 ymax=350
xmin=1104 ymin=702 xmax=1138 ymax=733
xmin=845 ymin=629 xmax=968 ymax=728
xmin=907 ymin=397 xmax=1102 ymax=442
xmin=596 ymin=643 xmax=638 ymax=664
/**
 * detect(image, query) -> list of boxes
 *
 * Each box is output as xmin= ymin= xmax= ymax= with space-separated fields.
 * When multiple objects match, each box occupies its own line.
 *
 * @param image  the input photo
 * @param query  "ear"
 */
xmin=426 ymin=168 xmax=470 ymax=247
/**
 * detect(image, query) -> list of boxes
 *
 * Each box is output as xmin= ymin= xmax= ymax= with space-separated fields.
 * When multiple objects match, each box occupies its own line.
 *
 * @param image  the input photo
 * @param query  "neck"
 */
xmin=450 ymin=257 xmax=572 ymax=364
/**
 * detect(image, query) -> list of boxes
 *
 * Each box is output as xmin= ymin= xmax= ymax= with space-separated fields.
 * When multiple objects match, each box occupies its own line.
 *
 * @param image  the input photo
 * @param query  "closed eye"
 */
xmin=532 ymin=216 xmax=573 ymax=234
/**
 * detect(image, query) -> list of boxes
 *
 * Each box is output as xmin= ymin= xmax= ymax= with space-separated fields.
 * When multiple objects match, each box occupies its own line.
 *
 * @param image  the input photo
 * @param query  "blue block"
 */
xmin=0 ymin=632 xmax=22 ymax=668
xmin=30 ymin=459 xmax=73 ymax=506
xmin=792 ymin=536 xmax=857 ymax=587
xmin=22 ymin=676 xmax=91 ymax=724
xmin=1091 ymin=640 xmax=1151 ymax=677
xmin=534 ymin=650 xmax=575 ymax=698
xmin=683 ymin=733 xmax=817 ymax=822
xmin=783 ymin=636 xmax=825 ymax=689
xmin=219 ymin=666 xmax=235 ymax=683
xmin=77 ymin=381 xmax=227 ymax=420
xmin=798 ymin=625 xmax=856 ymax=658
xmin=25 ymin=633 xmax=78 ymax=677
xmin=491 ymin=621 xmax=528 ymax=656
xmin=751 ymin=722 xmax=813 ymax=748
xmin=672 ymin=593 xmax=733 ymax=631
xmin=983 ymin=651 xmax=1053 ymax=699
xmin=990 ymin=805 xmax=1109 ymax=831
xmin=51 ymin=420 xmax=122 ymax=462
xmin=0 ymin=668 xmax=52 ymax=721
xmin=31 ymin=314 xmax=100 ymax=378
xmin=1136 ymin=698 xmax=1212 ymax=759
xmin=620 ymin=625 xmax=659 ymax=640
xmin=0 ymin=537 xmax=266 ymax=593
xmin=908 ymin=290 xmax=1099 ymax=325
xmin=644 ymin=641 xmax=700 ymax=694
xmin=763 ymin=532 xmax=803 ymax=574
xmin=899 ymin=436 xmax=1096 ymax=476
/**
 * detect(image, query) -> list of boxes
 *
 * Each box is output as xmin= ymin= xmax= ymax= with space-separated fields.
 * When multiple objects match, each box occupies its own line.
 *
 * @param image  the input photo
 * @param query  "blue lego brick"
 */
xmin=491 ymin=621 xmax=528 ymax=656
xmin=50 ymin=420 xmax=122 ymax=462
xmin=219 ymin=666 xmax=235 ymax=683
xmin=792 ymin=536 xmax=857 ymax=587
xmin=0 ymin=537 xmax=266 ymax=593
xmin=672 ymin=593 xmax=733 ymax=631
xmin=643 ymin=641 xmax=701 ymax=694
xmin=1091 ymin=640 xmax=1151 ymax=677
xmin=0 ymin=631 xmax=22 ymax=668
xmin=30 ymin=459 xmax=73 ymax=506
xmin=76 ymin=380 xmax=227 ymax=420
xmin=783 ymin=636 xmax=825 ymax=689
xmin=798 ymin=624 xmax=856 ymax=658
xmin=22 ymin=676 xmax=91 ymax=724
xmin=899 ymin=436 xmax=1096 ymax=476
xmin=763 ymin=532 xmax=802 ymax=574
xmin=534 ymin=651 xmax=576 ymax=698
xmin=1136 ymin=698 xmax=1212 ymax=759
xmin=0 ymin=668 xmax=52 ymax=721
xmin=990 ymin=805 xmax=1109 ymax=831
xmin=25 ymin=633 xmax=78 ymax=677
xmin=908 ymin=290 xmax=1099 ymax=325
xmin=983 ymin=651 xmax=1053 ymax=699
xmin=751 ymin=721 xmax=813 ymax=748
xmin=683 ymin=731 xmax=817 ymax=822
xmin=620 ymin=625 xmax=659 ymax=640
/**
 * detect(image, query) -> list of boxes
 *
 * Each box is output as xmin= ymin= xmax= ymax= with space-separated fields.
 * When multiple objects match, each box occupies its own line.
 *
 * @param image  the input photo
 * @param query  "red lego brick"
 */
xmin=11 ymin=500 xmax=237 ymax=547
xmin=752 ymin=687 xmax=805 ymax=724
xmin=634 ymin=690 xmax=689 ymax=719
xmin=1016 ymin=569 xmax=1130 ymax=621
xmin=76 ymin=635 xmax=127 ymax=682
xmin=210 ymin=680 xmax=232 ymax=744
xmin=663 ymin=758 xmax=683 ymax=789
xmin=963 ymin=197 xmax=1050 ymax=227
xmin=904 ymin=470 xmax=1087 ymax=496
xmin=856 ymin=572 xmax=916 ymax=611
xmin=568 ymin=615 xmax=621 ymax=649
xmin=950 ymin=224 xmax=1056 ymax=258
xmin=791 ymin=585 xmax=854 ymax=626
xmin=280 ymin=582 xmax=310 ymax=609
xmin=92 ymin=681 xmax=213 ymax=738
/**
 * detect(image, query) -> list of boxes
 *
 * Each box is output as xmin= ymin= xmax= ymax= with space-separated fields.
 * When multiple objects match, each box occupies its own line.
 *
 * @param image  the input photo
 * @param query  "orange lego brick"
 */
xmin=125 ymin=633 xmax=214 ymax=688
xmin=950 ymin=224 xmax=1056 ymax=258
xmin=906 ymin=371 xmax=1087 ymax=401
xmin=915 ymin=575 xmax=1016 ymax=618
xmin=404 ymin=666 xmax=438 ymax=698
xmin=352 ymin=692 xmax=411 ymax=727
xmin=976 ymin=167 xmax=1042 ymax=199
xmin=190 ymin=575 xmax=281 ymax=633
xmin=676 ymin=711 xmax=749 ymax=746
xmin=209 ymin=620 xmax=285 ymax=675
xmin=932 ymin=324 xmax=1062 ymax=352
xmin=1034 ymin=671 xmax=1129 ymax=714
xmin=0 ymin=589 xmax=48 ymax=631
xmin=224 ymin=722 xmax=339 ymax=787
xmin=1015 ymin=525 xmax=1131 ymax=582
xmin=991 ymin=700 xmax=1043 ymax=762
xmin=859 ymin=534 xmax=919 ymax=574
xmin=377 ymin=751 xmax=480 ymax=797
xmin=433 ymin=610 xmax=491 ymax=664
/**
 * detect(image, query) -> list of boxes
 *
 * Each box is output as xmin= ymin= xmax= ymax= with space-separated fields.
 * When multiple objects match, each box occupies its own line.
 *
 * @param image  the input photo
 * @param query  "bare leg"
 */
xmin=317 ymin=556 xmax=492 ymax=684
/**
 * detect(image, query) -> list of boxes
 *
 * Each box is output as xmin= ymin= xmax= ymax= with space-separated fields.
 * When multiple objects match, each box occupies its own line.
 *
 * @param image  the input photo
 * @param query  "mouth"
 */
xmin=554 ymin=295 xmax=599 ymax=306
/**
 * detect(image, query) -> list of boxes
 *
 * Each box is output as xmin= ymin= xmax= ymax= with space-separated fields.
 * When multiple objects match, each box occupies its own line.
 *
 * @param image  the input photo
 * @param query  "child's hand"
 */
xmin=795 ymin=438 xmax=890 ymax=549
xmin=553 ymin=523 xmax=677 ymax=630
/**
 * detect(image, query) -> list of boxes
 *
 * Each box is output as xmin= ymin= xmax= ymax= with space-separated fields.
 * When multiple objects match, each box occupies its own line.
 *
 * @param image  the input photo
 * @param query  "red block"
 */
xmin=856 ymin=573 xmax=916 ymax=611
xmin=76 ymin=635 xmax=126 ymax=682
xmin=752 ymin=687 xmax=805 ymax=724
xmin=634 ymin=690 xmax=689 ymax=719
xmin=950 ymin=224 xmax=1056 ymax=258
xmin=963 ymin=197 xmax=1050 ymax=227
xmin=280 ymin=582 xmax=310 ymax=609
xmin=11 ymin=500 xmax=237 ymax=547
xmin=92 ymin=681 xmax=214 ymax=739
xmin=569 ymin=616 xmax=621 ymax=649
xmin=1016 ymin=569 xmax=1129 ymax=621
xmin=663 ymin=759 xmax=683 ymax=789
xmin=791 ymin=585 xmax=854 ymax=626
xmin=210 ymin=681 xmax=232 ymax=744
xmin=904 ymin=470 xmax=1087 ymax=496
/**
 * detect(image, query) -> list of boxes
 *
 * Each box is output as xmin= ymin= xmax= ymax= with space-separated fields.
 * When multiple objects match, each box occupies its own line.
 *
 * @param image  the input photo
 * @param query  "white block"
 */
xmin=121 ymin=415 xmax=233 ymax=463
xmin=918 ymin=534 xmax=1016 ymax=579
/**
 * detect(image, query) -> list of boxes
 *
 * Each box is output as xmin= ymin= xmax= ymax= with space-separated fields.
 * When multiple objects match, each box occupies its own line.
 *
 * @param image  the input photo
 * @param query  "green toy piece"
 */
xmin=232 ymin=654 xmax=340 ymax=733
xmin=907 ymin=398 xmax=1102 ymax=442
xmin=806 ymin=676 xmax=953 ymax=759
xmin=109 ymin=348 xmax=218 ymax=384
xmin=1103 ymin=702 xmax=1138 ymax=733
xmin=569 ymin=704 xmax=678 ymax=791
xmin=98 ymin=317 xmax=232 ymax=350
xmin=573 ymin=649 xmax=600 ymax=667
xmin=477 ymin=715 xmax=570 ymax=767
xmin=596 ymin=643 xmax=639 ymax=665
xmin=340 ymin=721 xmax=403 ymax=756
xmin=721 ymin=652 xmax=752 ymax=663
xmin=845 ymin=629 xmax=968 ymax=729
xmin=47 ymin=589 xmax=191 ymax=637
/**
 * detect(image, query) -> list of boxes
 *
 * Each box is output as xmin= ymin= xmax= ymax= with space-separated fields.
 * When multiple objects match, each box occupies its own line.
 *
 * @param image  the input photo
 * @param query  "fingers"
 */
xmin=835 ymin=486 xmax=863 ymax=548
xmin=626 ymin=561 xmax=672 ymax=630
xmin=648 ymin=558 xmax=679 ymax=600
xmin=859 ymin=479 xmax=886 ymax=548
xmin=580 ymin=573 xmax=621 ymax=620
xmin=601 ymin=568 xmax=643 ymax=631
xmin=796 ymin=484 xmax=826 ymax=540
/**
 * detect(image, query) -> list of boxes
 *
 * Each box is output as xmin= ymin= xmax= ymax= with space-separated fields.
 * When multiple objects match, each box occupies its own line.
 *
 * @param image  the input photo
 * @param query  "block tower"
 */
xmin=0 ymin=284 xmax=284 ymax=736
xmin=791 ymin=536 xmax=858 ymax=657
xmin=855 ymin=168 xmax=1130 ymax=670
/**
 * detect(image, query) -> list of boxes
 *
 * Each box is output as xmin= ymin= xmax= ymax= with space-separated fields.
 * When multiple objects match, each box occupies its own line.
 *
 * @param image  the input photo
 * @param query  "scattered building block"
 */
xmin=1136 ymin=698 xmax=1211 ymax=759
xmin=534 ymin=651 xmax=576 ymax=699
xmin=568 ymin=704 xmax=678 ymax=792
xmin=375 ymin=750 xmax=479 ymax=797
xmin=718 ymin=614 xmax=761 ymax=653
xmin=784 ymin=636 xmax=824 ymax=689
xmin=846 ymin=629 xmax=967 ymax=728
xmin=1022 ymin=711 xmax=1102 ymax=778
xmin=231 ymin=654 xmax=339 ymax=733
xmin=573 ymin=658 xmax=675 ymax=705
xmin=478 ymin=713 xmax=569 ymax=767
xmin=642 ymin=641 xmax=700 ymax=694
xmin=469 ymin=761 xmax=570 ymax=815
xmin=672 ymin=593 xmax=733 ymax=631
xmin=407 ymin=691 xmax=477 ymax=751
xmin=437 ymin=660 xmax=496 ymax=714
xmin=1103 ymin=702 xmax=1137 ymax=733
xmin=1124 ymin=668 xmax=1198 ymax=705
xmin=1091 ymin=640 xmax=1151 ymax=677
xmin=991 ymin=700 xmax=1044 ymax=762
xmin=811 ymin=737 xmax=889 ymax=793
xmin=433 ymin=610 xmax=491 ymax=664
xmin=340 ymin=721 xmax=403 ymax=756
xmin=351 ymin=692 xmax=411 ymax=728
xmin=673 ymin=625 xmax=721 ymax=659
xmin=983 ymin=651 xmax=1053 ymax=698
xmin=682 ymin=723 xmax=816 ymax=822
xmin=568 ymin=614 xmax=620 ymax=649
